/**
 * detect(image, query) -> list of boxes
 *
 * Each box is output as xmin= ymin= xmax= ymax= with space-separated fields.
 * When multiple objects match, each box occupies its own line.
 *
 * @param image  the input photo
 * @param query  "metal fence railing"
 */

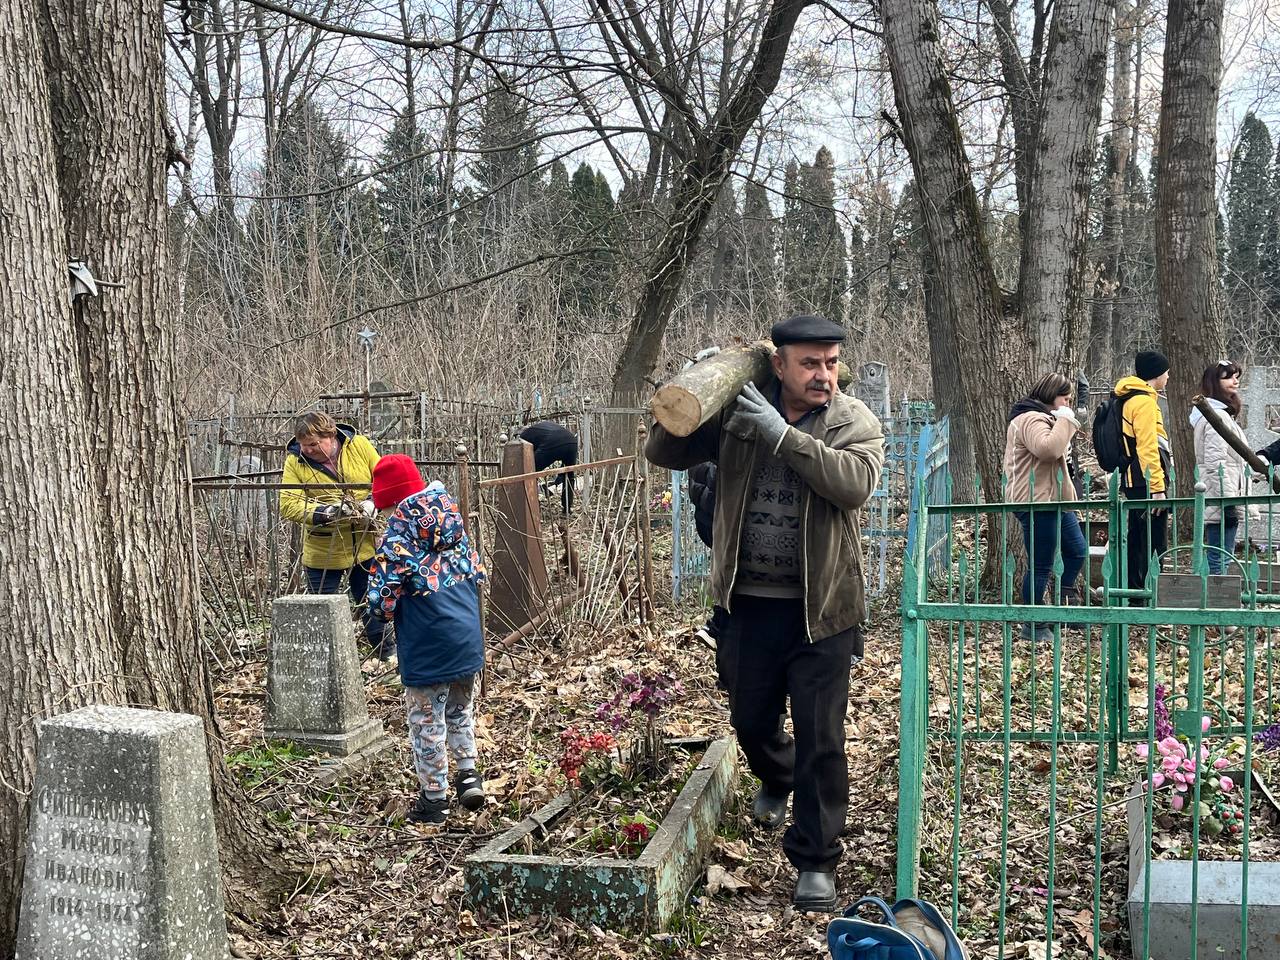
xmin=896 ymin=472 xmax=1280 ymax=958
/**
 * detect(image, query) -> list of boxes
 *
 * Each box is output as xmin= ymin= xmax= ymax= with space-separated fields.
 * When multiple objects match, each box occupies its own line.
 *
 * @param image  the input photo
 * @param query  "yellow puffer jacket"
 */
xmin=1114 ymin=376 xmax=1172 ymax=494
xmin=279 ymin=426 xmax=381 ymax=569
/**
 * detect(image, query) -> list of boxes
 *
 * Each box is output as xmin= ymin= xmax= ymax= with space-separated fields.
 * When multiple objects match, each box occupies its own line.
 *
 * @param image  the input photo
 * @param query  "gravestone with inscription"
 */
xmin=16 ymin=706 xmax=228 ymax=960
xmin=265 ymin=594 xmax=382 ymax=755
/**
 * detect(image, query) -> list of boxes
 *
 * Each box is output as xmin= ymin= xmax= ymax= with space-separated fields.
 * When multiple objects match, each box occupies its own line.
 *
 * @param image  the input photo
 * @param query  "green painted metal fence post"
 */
xmin=895 ymin=503 xmax=928 ymax=899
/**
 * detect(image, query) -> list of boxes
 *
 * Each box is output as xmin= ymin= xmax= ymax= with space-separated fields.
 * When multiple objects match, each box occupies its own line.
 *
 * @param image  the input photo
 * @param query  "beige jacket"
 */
xmin=1002 ymin=409 xmax=1077 ymax=503
xmin=646 ymin=379 xmax=884 ymax=641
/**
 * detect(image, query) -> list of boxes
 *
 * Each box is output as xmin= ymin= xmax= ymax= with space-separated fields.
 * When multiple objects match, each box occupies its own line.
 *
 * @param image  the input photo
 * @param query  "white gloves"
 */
xmin=694 ymin=346 xmax=721 ymax=362
xmin=1052 ymin=406 xmax=1080 ymax=428
xmin=360 ymin=499 xmax=377 ymax=519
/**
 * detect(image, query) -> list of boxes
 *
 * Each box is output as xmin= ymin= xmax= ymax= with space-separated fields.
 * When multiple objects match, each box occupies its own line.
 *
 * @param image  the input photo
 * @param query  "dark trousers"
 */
xmin=533 ymin=441 xmax=577 ymax=514
xmin=717 ymin=595 xmax=854 ymax=872
xmin=305 ymin=561 xmax=387 ymax=652
xmin=1015 ymin=509 xmax=1087 ymax=604
xmin=1126 ymin=507 xmax=1169 ymax=595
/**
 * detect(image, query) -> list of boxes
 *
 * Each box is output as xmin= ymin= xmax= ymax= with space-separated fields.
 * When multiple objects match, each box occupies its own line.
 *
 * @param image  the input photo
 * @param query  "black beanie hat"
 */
xmin=1135 ymin=350 xmax=1170 ymax=381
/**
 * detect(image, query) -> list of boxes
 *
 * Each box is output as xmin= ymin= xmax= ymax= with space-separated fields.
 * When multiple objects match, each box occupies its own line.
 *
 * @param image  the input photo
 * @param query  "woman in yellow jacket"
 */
xmin=280 ymin=411 xmax=390 ymax=658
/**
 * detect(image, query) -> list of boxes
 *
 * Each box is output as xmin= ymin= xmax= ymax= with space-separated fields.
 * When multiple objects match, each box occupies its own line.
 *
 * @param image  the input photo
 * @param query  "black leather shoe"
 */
xmin=751 ymin=787 xmax=788 ymax=830
xmin=793 ymin=870 xmax=839 ymax=912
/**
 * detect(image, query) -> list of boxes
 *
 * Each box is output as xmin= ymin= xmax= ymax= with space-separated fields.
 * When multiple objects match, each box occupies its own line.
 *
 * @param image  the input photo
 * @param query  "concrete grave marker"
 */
xmin=1239 ymin=365 xmax=1280 ymax=448
xmin=266 ymin=594 xmax=382 ymax=755
xmin=16 ymin=705 xmax=228 ymax=960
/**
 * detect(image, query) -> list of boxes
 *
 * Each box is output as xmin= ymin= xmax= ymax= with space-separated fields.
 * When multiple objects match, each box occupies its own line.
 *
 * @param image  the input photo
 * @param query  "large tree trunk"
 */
xmin=1155 ymin=0 xmax=1226 ymax=491
xmin=31 ymin=0 xmax=285 ymax=926
xmin=880 ymin=0 xmax=1023 ymax=499
xmin=1019 ymin=0 xmax=1116 ymax=371
xmin=1087 ymin=0 xmax=1135 ymax=386
xmin=0 ymin=3 xmax=121 ymax=947
xmin=610 ymin=0 xmax=815 ymax=405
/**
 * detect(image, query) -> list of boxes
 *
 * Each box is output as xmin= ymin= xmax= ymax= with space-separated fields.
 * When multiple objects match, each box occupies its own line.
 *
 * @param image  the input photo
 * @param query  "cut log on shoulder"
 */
xmin=650 ymin=341 xmax=855 ymax=438
xmin=1192 ymin=394 xmax=1280 ymax=494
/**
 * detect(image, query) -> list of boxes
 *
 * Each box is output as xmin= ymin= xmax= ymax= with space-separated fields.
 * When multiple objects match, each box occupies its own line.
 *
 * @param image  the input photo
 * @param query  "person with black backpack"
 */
xmin=1107 ymin=351 xmax=1174 ymax=597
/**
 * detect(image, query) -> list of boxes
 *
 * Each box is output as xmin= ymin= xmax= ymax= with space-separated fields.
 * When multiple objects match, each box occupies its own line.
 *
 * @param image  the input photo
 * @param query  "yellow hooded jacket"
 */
xmin=280 ymin=425 xmax=381 ymax=569
xmin=1114 ymin=376 xmax=1171 ymax=494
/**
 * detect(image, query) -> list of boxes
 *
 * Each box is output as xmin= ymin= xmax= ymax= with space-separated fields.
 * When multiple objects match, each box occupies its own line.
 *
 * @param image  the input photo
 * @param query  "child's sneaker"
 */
xmin=406 ymin=792 xmax=449 ymax=825
xmin=454 ymin=770 xmax=485 ymax=811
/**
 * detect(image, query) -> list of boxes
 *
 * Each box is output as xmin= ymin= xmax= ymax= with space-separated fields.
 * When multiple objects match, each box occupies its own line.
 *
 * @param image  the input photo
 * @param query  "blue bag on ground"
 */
xmin=827 ymin=896 xmax=968 ymax=960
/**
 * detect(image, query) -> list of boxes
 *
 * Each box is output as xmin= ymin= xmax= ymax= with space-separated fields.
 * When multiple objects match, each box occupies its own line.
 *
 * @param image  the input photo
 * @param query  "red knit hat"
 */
xmin=371 ymin=454 xmax=425 ymax=509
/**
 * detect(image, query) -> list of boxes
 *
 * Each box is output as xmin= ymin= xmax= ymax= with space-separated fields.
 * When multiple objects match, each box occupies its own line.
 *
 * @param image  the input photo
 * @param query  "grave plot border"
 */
xmin=463 ymin=736 xmax=737 ymax=931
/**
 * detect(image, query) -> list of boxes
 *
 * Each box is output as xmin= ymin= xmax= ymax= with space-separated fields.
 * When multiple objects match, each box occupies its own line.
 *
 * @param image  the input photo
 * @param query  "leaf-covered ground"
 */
xmin=212 ymin=568 xmax=1279 ymax=958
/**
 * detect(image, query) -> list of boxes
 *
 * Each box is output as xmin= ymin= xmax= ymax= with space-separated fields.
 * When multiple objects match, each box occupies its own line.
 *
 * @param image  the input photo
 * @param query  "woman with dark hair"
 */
xmin=1003 ymin=373 xmax=1088 ymax=641
xmin=1191 ymin=360 xmax=1259 ymax=573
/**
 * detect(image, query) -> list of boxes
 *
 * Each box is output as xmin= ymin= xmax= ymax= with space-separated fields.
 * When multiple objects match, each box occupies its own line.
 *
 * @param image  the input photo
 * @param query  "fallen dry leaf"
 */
xmin=705 ymin=864 xmax=750 ymax=896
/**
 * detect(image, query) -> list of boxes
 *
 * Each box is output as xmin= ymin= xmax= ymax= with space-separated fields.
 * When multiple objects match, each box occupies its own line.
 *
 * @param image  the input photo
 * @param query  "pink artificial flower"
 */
xmin=1161 ymin=736 xmax=1182 ymax=753
xmin=1202 ymin=716 xmax=1212 ymax=733
xmin=1136 ymin=743 xmax=1150 ymax=759
xmin=1175 ymin=781 xmax=1188 ymax=792
xmin=1163 ymin=757 xmax=1180 ymax=772
xmin=1152 ymin=772 xmax=1166 ymax=788
xmin=1172 ymin=793 xmax=1185 ymax=811
xmin=1173 ymin=772 xmax=1187 ymax=785
xmin=1214 ymin=758 xmax=1230 ymax=770
xmin=1220 ymin=776 xmax=1235 ymax=792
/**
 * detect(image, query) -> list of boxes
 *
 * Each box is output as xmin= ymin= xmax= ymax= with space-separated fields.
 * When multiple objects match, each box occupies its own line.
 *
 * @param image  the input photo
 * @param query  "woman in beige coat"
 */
xmin=1002 ymin=373 xmax=1087 ymax=641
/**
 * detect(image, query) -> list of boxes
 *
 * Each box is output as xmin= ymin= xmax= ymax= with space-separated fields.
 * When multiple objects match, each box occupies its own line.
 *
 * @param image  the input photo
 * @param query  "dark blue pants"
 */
xmin=1205 ymin=514 xmax=1240 ymax=575
xmin=305 ymin=561 xmax=386 ymax=653
xmin=1016 ymin=509 xmax=1087 ymax=605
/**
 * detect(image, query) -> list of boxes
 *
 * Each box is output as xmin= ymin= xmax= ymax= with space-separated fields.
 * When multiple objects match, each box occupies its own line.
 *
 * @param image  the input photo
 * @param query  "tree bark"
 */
xmin=1156 ymin=0 xmax=1226 ymax=493
xmin=35 ymin=0 xmax=287 ymax=921
xmin=610 ymin=0 xmax=815 ymax=405
xmin=0 ymin=3 xmax=121 ymax=947
xmin=1019 ymin=0 xmax=1117 ymax=371
xmin=880 ymin=0 xmax=1022 ymax=499
xmin=1087 ymin=0 xmax=1135 ymax=386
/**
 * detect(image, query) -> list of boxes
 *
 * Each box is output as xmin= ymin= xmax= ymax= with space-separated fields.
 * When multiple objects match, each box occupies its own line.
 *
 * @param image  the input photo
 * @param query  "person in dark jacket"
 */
xmin=688 ymin=462 xmax=729 ymax=647
xmin=1259 ymin=438 xmax=1280 ymax=469
xmin=519 ymin=420 xmax=578 ymax=513
xmin=367 ymin=455 xmax=487 ymax=825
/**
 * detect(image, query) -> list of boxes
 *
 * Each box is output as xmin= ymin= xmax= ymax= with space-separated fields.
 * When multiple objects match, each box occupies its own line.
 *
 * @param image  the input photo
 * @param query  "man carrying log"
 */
xmin=645 ymin=315 xmax=885 ymax=912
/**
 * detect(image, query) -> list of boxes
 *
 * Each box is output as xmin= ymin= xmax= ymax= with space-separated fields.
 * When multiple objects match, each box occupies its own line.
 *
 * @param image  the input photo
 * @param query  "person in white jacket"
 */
xmin=1191 ymin=361 xmax=1260 ymax=574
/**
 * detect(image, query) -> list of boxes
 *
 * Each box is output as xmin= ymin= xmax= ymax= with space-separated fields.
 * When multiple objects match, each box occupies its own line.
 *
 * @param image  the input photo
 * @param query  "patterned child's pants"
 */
xmin=405 ymin=676 xmax=478 ymax=797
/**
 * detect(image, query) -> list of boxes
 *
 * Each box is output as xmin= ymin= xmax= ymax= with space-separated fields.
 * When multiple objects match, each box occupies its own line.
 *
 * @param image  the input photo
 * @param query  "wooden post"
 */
xmin=487 ymin=439 xmax=549 ymax=635
xmin=636 ymin=424 xmax=654 ymax=621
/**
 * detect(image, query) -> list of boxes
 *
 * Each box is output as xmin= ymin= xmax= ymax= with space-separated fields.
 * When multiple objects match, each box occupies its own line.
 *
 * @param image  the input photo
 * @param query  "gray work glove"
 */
xmin=359 ymin=499 xmax=377 ymax=520
xmin=727 ymin=382 xmax=788 ymax=453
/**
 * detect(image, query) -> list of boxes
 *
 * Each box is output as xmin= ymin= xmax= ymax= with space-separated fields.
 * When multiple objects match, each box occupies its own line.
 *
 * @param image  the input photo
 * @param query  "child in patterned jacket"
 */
xmin=367 ymin=455 xmax=487 ymax=824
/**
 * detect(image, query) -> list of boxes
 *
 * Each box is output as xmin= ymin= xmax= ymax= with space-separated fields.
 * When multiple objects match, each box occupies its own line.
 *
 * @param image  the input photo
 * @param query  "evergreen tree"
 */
xmin=782 ymin=147 xmax=848 ymax=322
xmin=1226 ymin=113 xmax=1273 ymax=310
xmin=375 ymin=109 xmax=442 ymax=288
xmin=741 ymin=179 xmax=778 ymax=314
xmin=471 ymin=82 xmax=540 ymax=222
xmin=562 ymin=162 xmax=618 ymax=318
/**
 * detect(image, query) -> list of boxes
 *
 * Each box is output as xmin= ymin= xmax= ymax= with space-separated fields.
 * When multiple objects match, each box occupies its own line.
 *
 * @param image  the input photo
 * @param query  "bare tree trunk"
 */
xmin=880 ymin=0 xmax=1023 ymax=498
xmin=38 ymin=0 xmax=286 ymax=915
xmin=0 ymin=4 xmax=121 ymax=948
xmin=1111 ymin=0 xmax=1148 ymax=367
xmin=609 ymin=0 xmax=815 ymax=405
xmin=1020 ymin=0 xmax=1116 ymax=371
xmin=1156 ymin=0 xmax=1226 ymax=489
xmin=1087 ymin=0 xmax=1135 ymax=386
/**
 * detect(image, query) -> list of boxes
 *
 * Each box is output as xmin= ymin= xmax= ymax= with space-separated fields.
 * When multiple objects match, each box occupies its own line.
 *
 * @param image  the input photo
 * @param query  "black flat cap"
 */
xmin=770 ymin=314 xmax=846 ymax=347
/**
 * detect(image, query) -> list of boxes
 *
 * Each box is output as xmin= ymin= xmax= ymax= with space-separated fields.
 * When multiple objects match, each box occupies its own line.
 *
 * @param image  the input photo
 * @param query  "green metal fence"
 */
xmin=895 ymin=472 xmax=1280 ymax=958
